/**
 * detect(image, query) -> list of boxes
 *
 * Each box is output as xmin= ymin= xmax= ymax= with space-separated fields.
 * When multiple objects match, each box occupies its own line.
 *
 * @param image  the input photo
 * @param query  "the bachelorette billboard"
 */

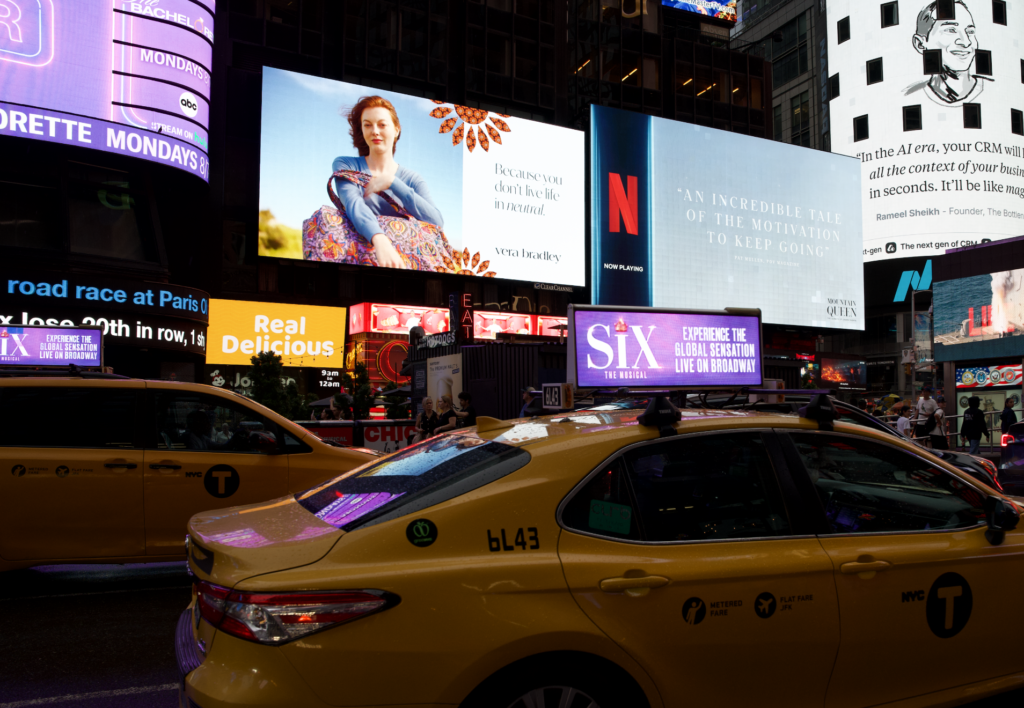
xmin=591 ymin=105 xmax=864 ymax=330
xmin=567 ymin=305 xmax=762 ymax=389
xmin=258 ymin=68 xmax=585 ymax=287
xmin=0 ymin=326 xmax=102 ymax=367
xmin=0 ymin=0 xmax=214 ymax=180
xmin=827 ymin=0 xmax=1024 ymax=261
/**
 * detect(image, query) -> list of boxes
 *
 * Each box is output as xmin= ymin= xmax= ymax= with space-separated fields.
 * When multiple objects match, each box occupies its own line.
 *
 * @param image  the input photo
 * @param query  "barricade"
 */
xmin=294 ymin=419 xmax=414 ymax=453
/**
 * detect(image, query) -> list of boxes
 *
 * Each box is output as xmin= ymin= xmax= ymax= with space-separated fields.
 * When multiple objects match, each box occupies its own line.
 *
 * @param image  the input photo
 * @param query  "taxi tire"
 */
xmin=460 ymin=653 xmax=649 ymax=708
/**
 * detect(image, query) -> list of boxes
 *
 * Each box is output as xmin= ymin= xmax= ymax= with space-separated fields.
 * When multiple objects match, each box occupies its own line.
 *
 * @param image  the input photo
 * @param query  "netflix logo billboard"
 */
xmin=590 ymin=105 xmax=865 ymax=330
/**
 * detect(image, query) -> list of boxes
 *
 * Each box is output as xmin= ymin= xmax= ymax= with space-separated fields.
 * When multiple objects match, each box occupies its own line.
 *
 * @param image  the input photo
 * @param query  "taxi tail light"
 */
xmin=974 ymin=457 xmax=1004 ymax=491
xmin=1002 ymin=434 xmax=1015 ymax=447
xmin=196 ymin=583 xmax=397 ymax=645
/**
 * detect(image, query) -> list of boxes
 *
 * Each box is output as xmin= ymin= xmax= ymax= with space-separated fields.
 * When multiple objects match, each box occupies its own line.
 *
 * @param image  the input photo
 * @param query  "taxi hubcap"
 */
xmin=508 ymin=686 xmax=599 ymax=708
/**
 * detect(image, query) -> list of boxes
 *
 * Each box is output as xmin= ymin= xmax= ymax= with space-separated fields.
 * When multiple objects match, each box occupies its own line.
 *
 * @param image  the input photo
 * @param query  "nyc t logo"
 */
xmin=0 ymin=0 xmax=55 ymax=67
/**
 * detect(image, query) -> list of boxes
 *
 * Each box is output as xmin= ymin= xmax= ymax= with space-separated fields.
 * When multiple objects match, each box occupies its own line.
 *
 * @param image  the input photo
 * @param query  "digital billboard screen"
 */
xmin=207 ymin=299 xmax=346 ymax=368
xmin=826 ymin=0 xmax=1024 ymax=261
xmin=568 ymin=305 xmax=762 ymax=389
xmin=0 ymin=0 xmax=213 ymax=180
xmin=591 ymin=104 xmax=864 ymax=330
xmin=819 ymin=356 xmax=867 ymax=390
xmin=258 ymin=68 xmax=585 ymax=287
xmin=934 ymin=267 xmax=1024 ymax=361
xmin=0 ymin=326 xmax=102 ymax=367
xmin=662 ymin=1 xmax=736 ymax=22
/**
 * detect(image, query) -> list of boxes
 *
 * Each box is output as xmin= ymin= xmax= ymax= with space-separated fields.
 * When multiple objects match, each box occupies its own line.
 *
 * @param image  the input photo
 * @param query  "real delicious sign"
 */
xmin=568 ymin=306 xmax=762 ymax=388
xmin=0 ymin=326 xmax=102 ymax=367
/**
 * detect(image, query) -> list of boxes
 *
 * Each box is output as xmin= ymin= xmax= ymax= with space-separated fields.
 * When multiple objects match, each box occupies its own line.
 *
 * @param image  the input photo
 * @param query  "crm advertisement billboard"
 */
xmin=826 ymin=0 xmax=1024 ymax=261
xmin=258 ymin=68 xmax=585 ymax=287
xmin=0 ymin=0 xmax=213 ymax=180
xmin=207 ymin=299 xmax=346 ymax=368
xmin=591 ymin=105 xmax=864 ymax=330
xmin=567 ymin=305 xmax=762 ymax=389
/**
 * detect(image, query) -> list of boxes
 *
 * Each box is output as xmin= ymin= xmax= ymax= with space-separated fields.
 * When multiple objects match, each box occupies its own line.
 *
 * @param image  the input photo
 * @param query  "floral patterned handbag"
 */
xmin=302 ymin=170 xmax=457 ymax=271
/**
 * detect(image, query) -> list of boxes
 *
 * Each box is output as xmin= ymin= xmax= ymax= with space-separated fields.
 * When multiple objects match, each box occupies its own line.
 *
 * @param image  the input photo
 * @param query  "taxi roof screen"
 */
xmin=568 ymin=306 xmax=762 ymax=389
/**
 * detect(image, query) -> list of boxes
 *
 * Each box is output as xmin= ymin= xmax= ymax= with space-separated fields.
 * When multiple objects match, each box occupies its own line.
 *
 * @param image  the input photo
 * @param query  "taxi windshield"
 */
xmin=295 ymin=435 xmax=530 ymax=530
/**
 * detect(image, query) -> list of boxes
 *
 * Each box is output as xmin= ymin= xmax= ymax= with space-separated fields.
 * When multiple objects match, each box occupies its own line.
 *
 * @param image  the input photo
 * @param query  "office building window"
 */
xmin=829 ymin=73 xmax=840 ymax=100
xmin=903 ymin=105 xmax=922 ymax=131
xmin=774 ymin=13 xmax=809 ymax=89
xmin=867 ymin=58 xmax=884 ymax=84
xmin=791 ymin=91 xmax=810 ymax=147
xmin=774 ymin=104 xmax=783 ymax=141
xmin=854 ymin=114 xmax=869 ymax=141
xmin=881 ymin=2 xmax=899 ymax=27
xmin=1012 ymin=109 xmax=1023 ymax=136
xmin=964 ymin=103 xmax=982 ymax=129
xmin=975 ymin=50 xmax=992 ymax=76
xmin=838 ymin=16 xmax=850 ymax=43
xmin=923 ymin=49 xmax=943 ymax=74
xmin=993 ymin=0 xmax=1007 ymax=25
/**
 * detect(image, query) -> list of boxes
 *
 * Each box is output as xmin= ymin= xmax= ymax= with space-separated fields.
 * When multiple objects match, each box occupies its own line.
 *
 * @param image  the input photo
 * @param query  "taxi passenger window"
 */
xmin=790 ymin=433 xmax=986 ymax=534
xmin=625 ymin=432 xmax=791 ymax=542
xmin=152 ymin=392 xmax=279 ymax=454
xmin=0 ymin=387 xmax=139 ymax=448
xmin=562 ymin=458 xmax=641 ymax=541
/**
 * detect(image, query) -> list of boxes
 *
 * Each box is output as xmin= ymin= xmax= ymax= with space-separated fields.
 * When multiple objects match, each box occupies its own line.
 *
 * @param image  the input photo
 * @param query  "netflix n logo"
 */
xmin=608 ymin=173 xmax=638 ymax=235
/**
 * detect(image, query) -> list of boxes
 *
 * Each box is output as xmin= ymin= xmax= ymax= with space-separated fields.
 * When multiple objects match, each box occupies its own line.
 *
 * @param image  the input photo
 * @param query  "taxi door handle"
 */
xmin=599 ymin=575 xmax=670 ymax=598
xmin=104 ymin=461 xmax=138 ymax=469
xmin=840 ymin=560 xmax=891 ymax=574
xmin=149 ymin=463 xmax=182 ymax=471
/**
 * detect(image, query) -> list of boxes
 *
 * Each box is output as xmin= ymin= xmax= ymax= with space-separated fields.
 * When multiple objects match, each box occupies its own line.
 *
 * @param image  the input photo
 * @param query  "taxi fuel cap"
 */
xmin=798 ymin=394 xmax=837 ymax=431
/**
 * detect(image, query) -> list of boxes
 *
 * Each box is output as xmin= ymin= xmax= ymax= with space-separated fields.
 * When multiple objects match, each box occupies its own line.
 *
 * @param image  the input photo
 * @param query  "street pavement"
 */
xmin=1 ymin=562 xmax=1023 ymax=708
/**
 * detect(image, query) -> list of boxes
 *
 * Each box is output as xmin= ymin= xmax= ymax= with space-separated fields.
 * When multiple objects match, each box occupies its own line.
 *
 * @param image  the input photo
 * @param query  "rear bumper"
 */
xmin=175 ymin=609 xmax=203 ymax=679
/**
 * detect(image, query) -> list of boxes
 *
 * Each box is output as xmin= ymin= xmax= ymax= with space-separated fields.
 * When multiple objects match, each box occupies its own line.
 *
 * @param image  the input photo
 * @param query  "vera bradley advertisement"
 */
xmin=258 ymin=68 xmax=585 ymax=287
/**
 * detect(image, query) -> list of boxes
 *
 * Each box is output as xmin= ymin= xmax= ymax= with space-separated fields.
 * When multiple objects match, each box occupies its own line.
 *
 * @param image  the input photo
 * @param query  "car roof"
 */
xmin=467 ymin=407 xmax=834 ymax=452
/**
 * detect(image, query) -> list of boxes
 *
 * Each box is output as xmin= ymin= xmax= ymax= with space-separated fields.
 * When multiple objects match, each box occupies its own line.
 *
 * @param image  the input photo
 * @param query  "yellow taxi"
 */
xmin=0 ymin=375 xmax=375 ymax=572
xmin=178 ymin=396 xmax=1024 ymax=708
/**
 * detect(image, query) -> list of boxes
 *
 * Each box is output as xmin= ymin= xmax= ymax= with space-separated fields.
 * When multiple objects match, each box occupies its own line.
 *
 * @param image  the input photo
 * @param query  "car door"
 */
xmin=558 ymin=431 xmax=840 ymax=707
xmin=0 ymin=382 xmax=145 ymax=561
xmin=783 ymin=431 xmax=1024 ymax=708
xmin=143 ymin=387 xmax=289 ymax=555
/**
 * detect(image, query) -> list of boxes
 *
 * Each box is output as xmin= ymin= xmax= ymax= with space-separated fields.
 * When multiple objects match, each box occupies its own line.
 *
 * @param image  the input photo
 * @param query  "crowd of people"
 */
xmin=858 ymin=386 xmax=1018 ymax=452
xmin=409 ymin=391 xmax=478 ymax=443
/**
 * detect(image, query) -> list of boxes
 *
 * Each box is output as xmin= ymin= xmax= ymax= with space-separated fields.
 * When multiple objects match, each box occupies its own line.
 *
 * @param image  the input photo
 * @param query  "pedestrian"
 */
xmin=960 ymin=395 xmax=990 ymax=454
xmin=914 ymin=386 xmax=938 ymax=444
xmin=213 ymin=422 xmax=232 ymax=444
xmin=520 ymin=386 xmax=540 ymax=418
xmin=896 ymin=405 xmax=914 ymax=439
xmin=454 ymin=391 xmax=478 ymax=428
xmin=412 ymin=397 xmax=437 ymax=443
xmin=434 ymin=395 xmax=458 ymax=434
xmin=856 ymin=399 xmax=868 ymax=411
xmin=1001 ymin=399 xmax=1018 ymax=434
xmin=929 ymin=395 xmax=948 ymax=450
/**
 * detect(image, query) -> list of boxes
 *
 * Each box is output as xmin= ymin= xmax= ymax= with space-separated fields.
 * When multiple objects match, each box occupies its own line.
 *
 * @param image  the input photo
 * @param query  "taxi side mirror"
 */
xmin=984 ymin=496 xmax=1019 ymax=546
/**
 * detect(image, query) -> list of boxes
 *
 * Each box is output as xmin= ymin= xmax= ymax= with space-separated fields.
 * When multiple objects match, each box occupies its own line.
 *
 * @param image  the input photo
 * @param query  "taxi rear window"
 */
xmin=295 ymin=435 xmax=530 ymax=530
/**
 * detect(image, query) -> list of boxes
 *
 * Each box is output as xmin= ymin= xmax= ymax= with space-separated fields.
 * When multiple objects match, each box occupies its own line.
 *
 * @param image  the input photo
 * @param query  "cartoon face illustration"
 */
xmin=210 ymin=369 xmax=226 ymax=387
xmin=913 ymin=1 xmax=977 ymax=74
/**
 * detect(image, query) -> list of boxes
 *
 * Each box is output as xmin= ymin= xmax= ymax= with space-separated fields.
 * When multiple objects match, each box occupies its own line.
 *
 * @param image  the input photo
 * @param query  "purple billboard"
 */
xmin=569 ymin=306 xmax=762 ymax=388
xmin=0 ymin=326 xmax=102 ymax=367
xmin=0 ymin=1 xmax=213 ymax=180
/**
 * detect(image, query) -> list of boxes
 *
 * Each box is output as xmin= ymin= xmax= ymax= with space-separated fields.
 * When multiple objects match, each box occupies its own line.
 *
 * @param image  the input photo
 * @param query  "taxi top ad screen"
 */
xmin=0 ymin=325 xmax=102 ymax=367
xmin=207 ymin=299 xmax=346 ymax=368
xmin=258 ymin=68 xmax=585 ymax=288
xmin=0 ymin=1 xmax=213 ymax=181
xmin=591 ymin=105 xmax=864 ymax=330
xmin=568 ymin=306 xmax=762 ymax=389
xmin=826 ymin=0 xmax=1024 ymax=261
xmin=661 ymin=1 xmax=737 ymax=22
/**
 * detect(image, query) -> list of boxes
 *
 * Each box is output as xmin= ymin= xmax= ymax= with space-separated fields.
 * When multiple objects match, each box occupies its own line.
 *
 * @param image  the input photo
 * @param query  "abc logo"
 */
xmin=179 ymin=91 xmax=199 ymax=118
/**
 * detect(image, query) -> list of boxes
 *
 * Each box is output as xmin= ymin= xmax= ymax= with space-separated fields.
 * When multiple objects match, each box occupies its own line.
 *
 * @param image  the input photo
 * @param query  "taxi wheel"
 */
xmin=461 ymin=657 xmax=647 ymax=708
